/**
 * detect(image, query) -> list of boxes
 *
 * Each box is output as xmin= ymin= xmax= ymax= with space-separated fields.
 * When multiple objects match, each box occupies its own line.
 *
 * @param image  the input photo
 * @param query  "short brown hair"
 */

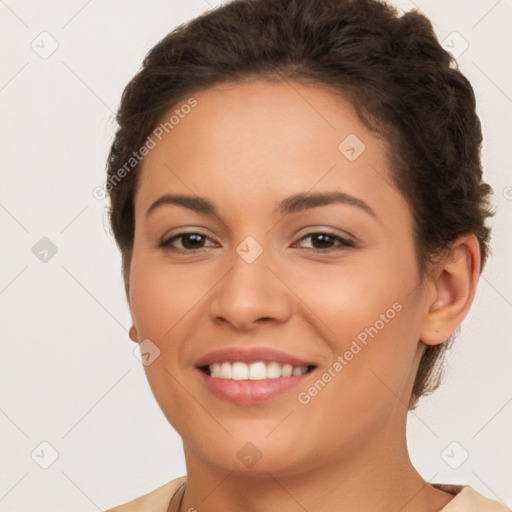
xmin=105 ymin=0 xmax=494 ymax=409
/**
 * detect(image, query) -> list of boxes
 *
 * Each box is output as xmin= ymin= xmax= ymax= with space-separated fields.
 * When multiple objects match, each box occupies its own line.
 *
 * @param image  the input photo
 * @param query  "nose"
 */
xmin=208 ymin=245 xmax=293 ymax=331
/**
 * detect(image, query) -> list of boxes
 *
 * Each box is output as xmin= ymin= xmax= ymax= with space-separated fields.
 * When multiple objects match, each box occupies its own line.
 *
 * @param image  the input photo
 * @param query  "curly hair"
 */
xmin=105 ymin=0 xmax=494 ymax=409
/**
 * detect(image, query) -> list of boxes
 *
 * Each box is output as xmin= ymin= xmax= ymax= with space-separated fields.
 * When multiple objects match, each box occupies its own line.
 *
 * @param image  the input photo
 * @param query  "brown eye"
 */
xmin=295 ymin=232 xmax=354 ymax=252
xmin=159 ymin=232 xmax=216 ymax=251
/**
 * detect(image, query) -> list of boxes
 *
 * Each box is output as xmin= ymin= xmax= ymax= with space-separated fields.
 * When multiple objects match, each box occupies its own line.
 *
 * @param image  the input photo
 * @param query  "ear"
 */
xmin=129 ymin=325 xmax=140 ymax=344
xmin=126 ymin=268 xmax=139 ymax=344
xmin=420 ymin=234 xmax=481 ymax=346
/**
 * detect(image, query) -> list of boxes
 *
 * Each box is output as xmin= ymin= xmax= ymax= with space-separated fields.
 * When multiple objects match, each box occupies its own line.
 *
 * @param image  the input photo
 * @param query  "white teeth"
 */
xmin=281 ymin=363 xmax=294 ymax=377
xmin=292 ymin=366 xmax=307 ymax=376
xmin=248 ymin=362 xmax=267 ymax=380
xmin=231 ymin=362 xmax=249 ymax=380
xmin=219 ymin=362 xmax=231 ymax=379
xmin=266 ymin=362 xmax=282 ymax=379
xmin=207 ymin=361 xmax=312 ymax=379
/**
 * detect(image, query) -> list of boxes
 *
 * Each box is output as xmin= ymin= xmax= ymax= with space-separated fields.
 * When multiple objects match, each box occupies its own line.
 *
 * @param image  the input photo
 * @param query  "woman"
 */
xmin=104 ymin=0 xmax=508 ymax=510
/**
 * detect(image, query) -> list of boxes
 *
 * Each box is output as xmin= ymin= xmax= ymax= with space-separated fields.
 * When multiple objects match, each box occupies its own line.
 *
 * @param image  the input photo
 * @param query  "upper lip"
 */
xmin=194 ymin=346 xmax=318 ymax=368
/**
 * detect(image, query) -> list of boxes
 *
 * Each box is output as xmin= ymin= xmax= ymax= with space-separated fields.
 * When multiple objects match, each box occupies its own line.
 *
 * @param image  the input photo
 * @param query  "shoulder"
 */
xmin=434 ymin=484 xmax=511 ymax=512
xmin=104 ymin=476 xmax=187 ymax=512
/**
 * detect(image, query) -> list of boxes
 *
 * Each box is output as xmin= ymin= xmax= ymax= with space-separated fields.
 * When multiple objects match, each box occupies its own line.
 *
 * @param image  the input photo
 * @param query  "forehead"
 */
xmin=134 ymin=79 xmax=401 ymax=221
xmin=141 ymin=79 xmax=376 ymax=169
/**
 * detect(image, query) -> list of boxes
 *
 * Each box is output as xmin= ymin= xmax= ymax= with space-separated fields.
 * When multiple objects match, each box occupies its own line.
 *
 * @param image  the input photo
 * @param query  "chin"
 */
xmin=186 ymin=427 xmax=319 ymax=476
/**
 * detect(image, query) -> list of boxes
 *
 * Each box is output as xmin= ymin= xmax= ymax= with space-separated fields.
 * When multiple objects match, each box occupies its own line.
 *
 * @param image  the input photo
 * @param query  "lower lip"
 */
xmin=196 ymin=368 xmax=315 ymax=405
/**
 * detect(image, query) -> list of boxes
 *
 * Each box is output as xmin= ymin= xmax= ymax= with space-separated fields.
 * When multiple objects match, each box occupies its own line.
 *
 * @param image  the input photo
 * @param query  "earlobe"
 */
xmin=129 ymin=325 xmax=139 ymax=343
xmin=127 ymin=281 xmax=139 ymax=344
xmin=420 ymin=234 xmax=481 ymax=346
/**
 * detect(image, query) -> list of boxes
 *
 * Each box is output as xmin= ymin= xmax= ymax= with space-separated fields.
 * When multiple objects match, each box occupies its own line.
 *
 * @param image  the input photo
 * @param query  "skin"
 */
xmin=127 ymin=80 xmax=481 ymax=512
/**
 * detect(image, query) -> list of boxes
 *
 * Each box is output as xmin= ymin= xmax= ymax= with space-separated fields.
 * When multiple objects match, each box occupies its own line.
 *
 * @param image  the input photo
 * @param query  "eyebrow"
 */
xmin=146 ymin=191 xmax=377 ymax=219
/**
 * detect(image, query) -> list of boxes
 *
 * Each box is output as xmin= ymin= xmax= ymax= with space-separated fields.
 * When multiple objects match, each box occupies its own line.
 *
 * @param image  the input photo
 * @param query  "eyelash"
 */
xmin=158 ymin=231 xmax=355 ymax=253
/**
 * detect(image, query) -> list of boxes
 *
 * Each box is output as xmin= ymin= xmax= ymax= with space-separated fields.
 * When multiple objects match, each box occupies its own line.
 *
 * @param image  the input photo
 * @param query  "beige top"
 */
xmin=104 ymin=476 xmax=511 ymax=512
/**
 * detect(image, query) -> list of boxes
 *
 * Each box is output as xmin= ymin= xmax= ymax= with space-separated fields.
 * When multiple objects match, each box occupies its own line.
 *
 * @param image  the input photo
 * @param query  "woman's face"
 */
xmin=128 ymin=80 xmax=433 ymax=475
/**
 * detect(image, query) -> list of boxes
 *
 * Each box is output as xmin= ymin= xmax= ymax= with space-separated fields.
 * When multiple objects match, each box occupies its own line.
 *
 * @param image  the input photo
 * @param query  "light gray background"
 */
xmin=1 ymin=1 xmax=511 ymax=510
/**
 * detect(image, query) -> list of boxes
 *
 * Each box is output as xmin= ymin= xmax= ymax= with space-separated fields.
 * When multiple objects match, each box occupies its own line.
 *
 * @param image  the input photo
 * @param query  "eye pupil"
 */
xmin=313 ymin=234 xmax=333 ymax=248
xmin=182 ymin=233 xmax=204 ymax=249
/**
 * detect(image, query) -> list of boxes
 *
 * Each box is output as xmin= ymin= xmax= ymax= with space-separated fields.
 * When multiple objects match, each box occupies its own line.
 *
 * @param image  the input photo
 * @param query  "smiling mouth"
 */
xmin=199 ymin=361 xmax=317 ymax=380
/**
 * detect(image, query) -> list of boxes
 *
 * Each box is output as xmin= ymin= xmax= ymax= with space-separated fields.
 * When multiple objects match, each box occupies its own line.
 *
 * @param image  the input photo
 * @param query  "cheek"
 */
xmin=292 ymin=247 xmax=421 ymax=405
xmin=290 ymin=248 xmax=416 ymax=344
xmin=128 ymin=253 xmax=203 ymax=428
xmin=129 ymin=252 xmax=203 ymax=341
